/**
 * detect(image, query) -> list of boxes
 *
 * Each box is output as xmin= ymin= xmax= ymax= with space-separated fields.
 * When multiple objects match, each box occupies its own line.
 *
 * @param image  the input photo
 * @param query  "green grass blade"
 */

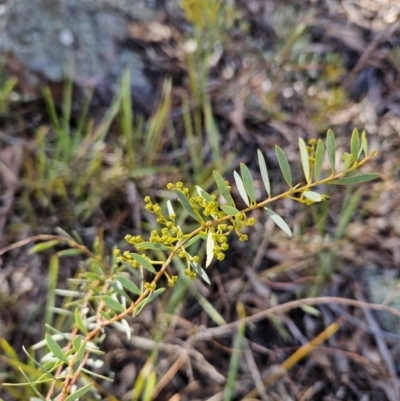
xmin=275 ymin=145 xmax=292 ymax=187
xmin=45 ymin=255 xmax=59 ymax=326
xmin=329 ymin=173 xmax=380 ymax=185
xmin=204 ymin=95 xmax=220 ymax=162
xmin=350 ymin=128 xmax=360 ymax=161
xmin=233 ymin=171 xmax=249 ymax=206
xmin=326 ymin=129 xmax=336 ymax=173
xmin=265 ymin=208 xmax=292 ymax=237
xmin=257 ymin=149 xmax=271 ymax=196
xmin=213 ymin=171 xmax=235 ymax=206
xmin=240 ymin=163 xmax=256 ymax=202
xmin=314 ymin=139 xmax=324 ymax=181
xmin=299 ymin=138 xmax=310 ymax=183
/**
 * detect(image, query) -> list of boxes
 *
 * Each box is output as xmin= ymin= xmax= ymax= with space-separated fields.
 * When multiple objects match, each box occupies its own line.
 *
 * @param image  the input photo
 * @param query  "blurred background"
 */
xmin=0 ymin=0 xmax=400 ymax=400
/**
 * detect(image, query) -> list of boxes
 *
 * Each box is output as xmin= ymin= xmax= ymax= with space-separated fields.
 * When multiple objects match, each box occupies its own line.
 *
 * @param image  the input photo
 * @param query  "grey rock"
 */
xmin=0 ymin=0 xmax=162 ymax=112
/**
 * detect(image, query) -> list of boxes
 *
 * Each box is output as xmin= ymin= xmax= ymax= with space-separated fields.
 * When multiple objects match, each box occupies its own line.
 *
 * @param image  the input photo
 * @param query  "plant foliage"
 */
xmin=3 ymin=130 xmax=379 ymax=400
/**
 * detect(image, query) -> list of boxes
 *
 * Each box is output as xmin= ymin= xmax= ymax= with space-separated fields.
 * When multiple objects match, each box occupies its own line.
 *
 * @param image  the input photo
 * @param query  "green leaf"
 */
xmin=115 ymin=275 xmax=141 ymax=295
xmin=206 ymin=231 xmax=214 ymax=268
xmin=103 ymin=296 xmax=125 ymax=313
xmin=314 ymin=139 xmax=324 ymax=181
xmin=299 ymin=138 xmax=310 ymax=182
xmin=361 ymin=131 xmax=368 ymax=157
xmin=166 ymin=200 xmax=176 ymax=219
xmin=72 ymin=335 xmax=82 ymax=352
xmin=64 ymin=383 xmax=92 ymax=401
xmin=303 ymin=191 xmax=322 ymax=202
xmin=233 ymin=171 xmax=249 ymax=206
xmin=135 ymin=242 xmax=170 ymax=251
xmin=130 ymin=253 xmax=157 ymax=273
xmin=257 ymin=150 xmax=271 ymax=196
xmin=265 ymin=208 xmax=292 ymax=237
xmin=74 ymin=308 xmax=88 ymax=334
xmin=213 ymin=171 xmax=235 ymax=206
xmin=240 ymin=163 xmax=256 ymax=202
xmin=275 ymin=145 xmax=292 ymax=187
xmin=350 ymin=128 xmax=360 ymax=161
xmin=45 ymin=334 xmax=69 ymax=364
xmin=329 ymin=173 xmax=380 ymax=185
xmin=220 ymin=205 xmax=240 ymax=216
xmin=174 ymin=189 xmax=202 ymax=223
xmin=29 ymin=240 xmax=60 ymax=254
xmin=343 ymin=152 xmax=352 ymax=172
xmin=191 ymin=261 xmax=211 ymax=284
xmin=196 ymin=186 xmax=214 ymax=203
xmin=56 ymin=249 xmax=82 ymax=257
xmin=326 ymin=129 xmax=336 ymax=173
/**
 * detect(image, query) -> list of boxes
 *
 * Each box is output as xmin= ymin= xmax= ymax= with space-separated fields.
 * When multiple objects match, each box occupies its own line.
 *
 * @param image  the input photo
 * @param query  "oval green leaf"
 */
xmin=343 ymin=152 xmax=351 ymax=172
xmin=74 ymin=308 xmax=88 ymax=334
xmin=135 ymin=242 xmax=170 ymax=251
xmin=220 ymin=205 xmax=240 ymax=216
xmin=265 ymin=208 xmax=292 ymax=237
xmin=303 ymin=191 xmax=322 ymax=202
xmin=130 ymin=253 xmax=157 ymax=273
xmin=314 ymin=139 xmax=324 ymax=181
xmin=103 ymin=296 xmax=125 ymax=313
xmin=326 ymin=129 xmax=336 ymax=173
xmin=361 ymin=131 xmax=368 ymax=157
xmin=196 ymin=186 xmax=214 ymax=203
xmin=257 ymin=150 xmax=271 ymax=196
xmin=45 ymin=334 xmax=69 ymax=364
xmin=299 ymin=138 xmax=310 ymax=183
xmin=329 ymin=173 xmax=380 ymax=185
xmin=174 ymin=189 xmax=202 ymax=223
xmin=115 ymin=275 xmax=141 ymax=295
xmin=275 ymin=145 xmax=292 ymax=187
xmin=191 ymin=261 xmax=211 ymax=284
xmin=233 ymin=171 xmax=249 ymax=206
xmin=64 ymin=383 xmax=92 ymax=401
xmin=213 ymin=171 xmax=235 ymax=206
xmin=29 ymin=240 xmax=60 ymax=254
xmin=350 ymin=128 xmax=360 ymax=161
xmin=240 ymin=163 xmax=256 ymax=202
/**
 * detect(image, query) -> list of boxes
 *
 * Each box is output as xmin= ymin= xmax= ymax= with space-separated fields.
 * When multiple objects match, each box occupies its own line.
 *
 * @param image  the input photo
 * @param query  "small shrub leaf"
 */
xmin=103 ymin=296 xmax=125 ymax=313
xmin=314 ymin=139 xmax=324 ymax=181
xmin=257 ymin=150 xmax=271 ymax=196
xmin=64 ymin=383 xmax=92 ymax=401
xmin=74 ymin=308 xmax=88 ymax=334
xmin=299 ymin=138 xmax=310 ymax=182
xmin=361 ymin=131 xmax=368 ymax=157
xmin=265 ymin=208 xmax=292 ymax=237
xmin=329 ymin=173 xmax=380 ymax=185
xmin=130 ymin=253 xmax=157 ymax=273
xmin=240 ymin=163 xmax=256 ymax=202
xmin=72 ymin=335 xmax=82 ymax=352
xmin=275 ymin=145 xmax=292 ymax=187
xmin=326 ymin=129 xmax=336 ymax=172
xmin=175 ymin=189 xmax=202 ymax=222
xmin=303 ymin=191 xmax=322 ymax=202
xmin=115 ymin=275 xmax=141 ymax=295
xmin=45 ymin=334 xmax=69 ymax=364
xmin=343 ymin=152 xmax=352 ymax=172
xmin=234 ymin=171 xmax=249 ymax=206
xmin=206 ymin=231 xmax=214 ymax=268
xmin=166 ymin=200 xmax=176 ymax=219
xmin=191 ymin=261 xmax=211 ymax=284
xmin=213 ymin=171 xmax=235 ymax=206
xmin=29 ymin=240 xmax=60 ymax=254
xmin=196 ymin=186 xmax=214 ymax=202
xmin=135 ymin=242 xmax=170 ymax=251
xmin=220 ymin=205 xmax=240 ymax=216
xmin=350 ymin=128 xmax=360 ymax=161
